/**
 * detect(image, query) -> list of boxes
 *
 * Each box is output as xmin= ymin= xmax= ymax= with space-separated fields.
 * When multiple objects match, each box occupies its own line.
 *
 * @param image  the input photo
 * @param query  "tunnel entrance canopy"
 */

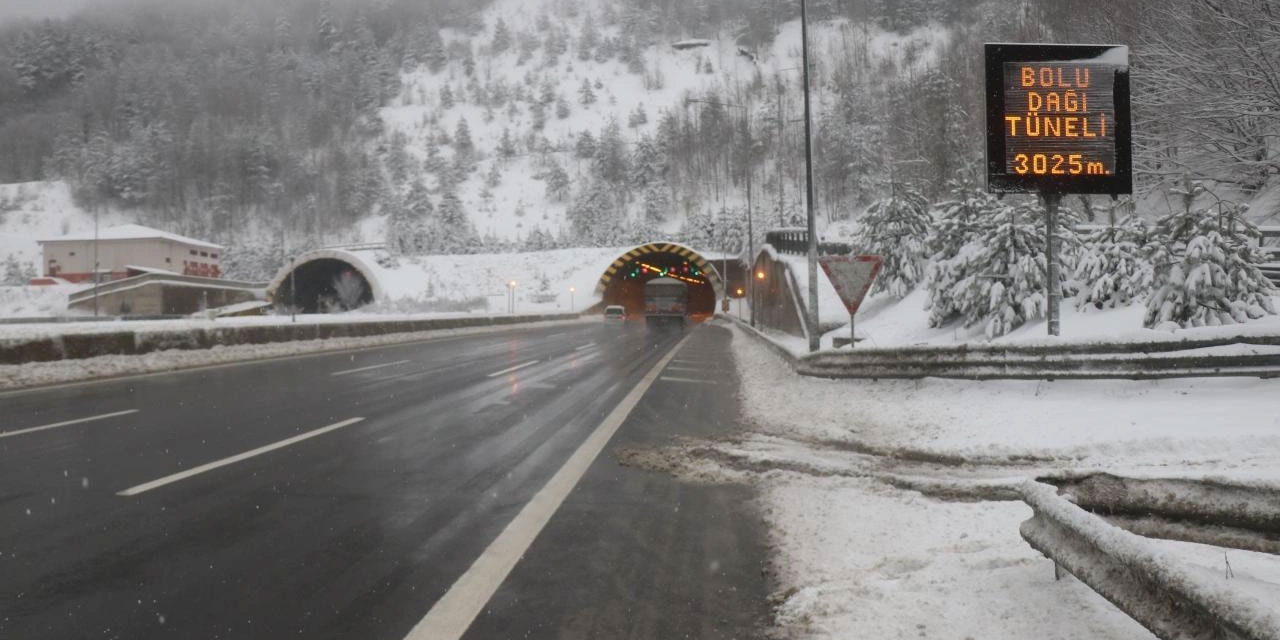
xmin=269 ymin=253 xmax=378 ymax=313
xmin=596 ymin=242 xmax=723 ymax=318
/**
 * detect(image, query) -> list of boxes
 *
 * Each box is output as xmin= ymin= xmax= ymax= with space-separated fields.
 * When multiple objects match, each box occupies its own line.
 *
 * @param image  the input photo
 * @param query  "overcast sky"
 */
xmin=0 ymin=0 xmax=96 ymax=25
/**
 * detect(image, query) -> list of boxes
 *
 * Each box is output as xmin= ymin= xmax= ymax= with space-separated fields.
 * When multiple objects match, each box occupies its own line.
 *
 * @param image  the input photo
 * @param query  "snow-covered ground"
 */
xmin=664 ymin=323 xmax=1280 ymax=639
xmin=765 ymin=478 xmax=1153 ymax=640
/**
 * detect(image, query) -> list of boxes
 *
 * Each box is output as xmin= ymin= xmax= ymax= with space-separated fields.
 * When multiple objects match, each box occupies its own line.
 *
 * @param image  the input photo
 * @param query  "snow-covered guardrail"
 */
xmin=791 ymin=336 xmax=1280 ymax=380
xmin=1045 ymin=473 xmax=1280 ymax=555
xmin=1019 ymin=481 xmax=1280 ymax=640
xmin=0 ymin=313 xmax=579 ymax=365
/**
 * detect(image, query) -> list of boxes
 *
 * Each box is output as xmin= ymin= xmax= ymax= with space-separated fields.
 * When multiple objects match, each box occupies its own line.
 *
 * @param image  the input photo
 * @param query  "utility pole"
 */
xmin=92 ymin=205 xmax=99 ymax=317
xmin=800 ymin=0 xmax=820 ymax=352
xmin=777 ymin=82 xmax=785 ymax=228
xmin=747 ymin=164 xmax=755 ymax=327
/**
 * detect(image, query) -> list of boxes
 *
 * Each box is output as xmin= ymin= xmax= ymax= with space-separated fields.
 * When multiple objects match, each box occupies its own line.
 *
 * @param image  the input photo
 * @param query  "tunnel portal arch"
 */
xmin=595 ymin=242 xmax=725 ymax=317
xmin=267 ymin=249 xmax=384 ymax=313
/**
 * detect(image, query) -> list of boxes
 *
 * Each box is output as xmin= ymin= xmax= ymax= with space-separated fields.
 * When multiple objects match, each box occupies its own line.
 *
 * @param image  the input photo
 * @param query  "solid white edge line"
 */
xmin=486 ymin=360 xmax=539 ymax=378
xmin=116 ymin=417 xmax=366 ymax=497
xmin=573 ymin=342 xmax=596 ymax=351
xmin=330 ymin=359 xmax=412 ymax=376
xmin=0 ymin=409 xmax=139 ymax=440
xmin=403 ymin=332 xmax=694 ymax=640
xmin=657 ymin=376 xmax=718 ymax=384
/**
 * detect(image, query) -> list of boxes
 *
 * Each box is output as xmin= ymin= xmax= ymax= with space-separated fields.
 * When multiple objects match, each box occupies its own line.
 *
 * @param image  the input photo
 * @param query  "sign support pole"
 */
xmin=1044 ymin=191 xmax=1061 ymax=337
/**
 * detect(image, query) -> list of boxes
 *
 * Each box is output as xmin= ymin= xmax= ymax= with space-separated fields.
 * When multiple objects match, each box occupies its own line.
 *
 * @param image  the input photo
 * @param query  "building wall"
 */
xmin=42 ymin=238 xmax=222 ymax=280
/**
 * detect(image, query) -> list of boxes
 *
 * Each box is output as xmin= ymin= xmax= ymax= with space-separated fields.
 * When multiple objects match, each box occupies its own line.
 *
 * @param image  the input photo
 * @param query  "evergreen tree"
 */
xmin=1074 ymin=211 xmax=1154 ymax=310
xmin=931 ymin=198 xmax=1053 ymax=338
xmin=440 ymin=85 xmax=455 ymax=109
xmin=485 ymin=162 xmax=502 ymax=188
xmin=628 ymin=103 xmax=648 ymax=129
xmin=454 ymin=118 xmax=474 ymax=154
xmin=555 ymin=95 xmax=571 ymax=119
xmin=594 ymin=119 xmax=629 ymax=184
xmin=543 ymin=161 xmax=571 ymax=201
xmin=1143 ymin=181 xmax=1277 ymax=328
xmin=492 ymin=17 xmax=511 ymax=53
xmin=642 ymin=185 xmax=672 ymax=224
xmin=2 ymin=254 xmax=25 ymax=286
xmin=855 ymin=183 xmax=930 ymax=298
xmin=498 ymin=128 xmax=517 ymax=158
xmin=575 ymin=131 xmax=597 ymax=159
xmin=578 ymin=78 xmax=597 ymax=105
xmin=531 ymin=101 xmax=547 ymax=131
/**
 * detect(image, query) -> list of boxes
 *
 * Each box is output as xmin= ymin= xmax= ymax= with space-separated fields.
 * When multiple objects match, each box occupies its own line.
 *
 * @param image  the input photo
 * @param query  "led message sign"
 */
xmin=985 ymin=44 xmax=1131 ymax=194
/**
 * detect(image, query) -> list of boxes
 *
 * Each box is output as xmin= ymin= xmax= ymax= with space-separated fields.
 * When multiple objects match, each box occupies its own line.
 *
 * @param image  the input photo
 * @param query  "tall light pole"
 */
xmin=800 ymin=0 xmax=820 ymax=352
xmin=569 ymin=286 xmax=576 ymax=313
xmin=508 ymin=280 xmax=517 ymax=314
xmin=92 ymin=205 xmax=99 ymax=317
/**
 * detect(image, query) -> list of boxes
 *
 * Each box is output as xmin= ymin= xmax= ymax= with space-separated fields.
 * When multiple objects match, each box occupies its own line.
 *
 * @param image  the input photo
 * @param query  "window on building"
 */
xmin=200 ymin=251 xmax=208 ymax=257
xmin=211 ymin=254 xmax=219 ymax=259
xmin=190 ymin=250 xmax=197 ymax=255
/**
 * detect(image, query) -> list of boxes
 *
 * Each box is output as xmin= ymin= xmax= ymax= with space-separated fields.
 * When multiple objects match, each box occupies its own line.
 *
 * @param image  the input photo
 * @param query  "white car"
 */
xmin=603 ymin=305 xmax=627 ymax=323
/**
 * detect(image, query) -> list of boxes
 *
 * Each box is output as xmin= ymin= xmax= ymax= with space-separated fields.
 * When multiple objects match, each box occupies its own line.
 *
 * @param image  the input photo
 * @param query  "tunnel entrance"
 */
xmin=274 ymin=258 xmax=374 ymax=313
xmin=597 ymin=243 xmax=722 ymax=319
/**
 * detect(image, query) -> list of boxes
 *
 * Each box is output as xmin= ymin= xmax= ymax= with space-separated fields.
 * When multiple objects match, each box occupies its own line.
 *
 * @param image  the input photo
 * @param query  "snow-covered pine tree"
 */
xmin=575 ymin=131 xmax=596 ymax=159
xmin=578 ymin=78 xmax=596 ymax=105
xmin=940 ymin=198 xmax=1053 ymax=338
xmin=498 ymin=128 xmax=516 ymax=158
xmin=854 ymin=182 xmax=929 ymax=298
xmin=543 ymin=161 xmax=571 ymax=201
xmin=628 ymin=104 xmax=648 ymax=129
xmin=492 ymin=17 xmax=511 ymax=53
xmin=3 ymin=254 xmax=26 ymax=286
xmin=555 ymin=95 xmax=570 ymax=119
xmin=485 ymin=162 xmax=501 ymax=189
xmin=1143 ymin=180 xmax=1277 ymax=328
xmin=453 ymin=118 xmax=473 ymax=154
xmin=925 ymin=179 xmax=994 ymax=327
xmin=440 ymin=84 xmax=454 ymax=109
xmin=1073 ymin=205 xmax=1154 ymax=310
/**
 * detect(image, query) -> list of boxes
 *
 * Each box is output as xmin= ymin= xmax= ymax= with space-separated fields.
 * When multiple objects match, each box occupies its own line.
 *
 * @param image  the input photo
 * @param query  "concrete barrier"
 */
xmin=0 ymin=313 xmax=579 ymax=366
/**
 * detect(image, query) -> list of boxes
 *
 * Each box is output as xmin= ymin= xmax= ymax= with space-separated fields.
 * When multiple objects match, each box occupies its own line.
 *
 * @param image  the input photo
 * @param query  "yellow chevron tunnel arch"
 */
xmin=595 ymin=242 xmax=724 ymax=300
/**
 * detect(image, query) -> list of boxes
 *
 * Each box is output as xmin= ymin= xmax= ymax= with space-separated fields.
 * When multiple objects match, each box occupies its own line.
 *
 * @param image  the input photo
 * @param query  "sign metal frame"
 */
xmin=985 ymin=43 xmax=1132 ymax=196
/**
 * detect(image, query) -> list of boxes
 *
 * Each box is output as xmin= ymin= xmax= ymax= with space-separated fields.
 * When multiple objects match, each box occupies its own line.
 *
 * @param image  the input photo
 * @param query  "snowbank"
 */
xmin=764 ymin=476 xmax=1151 ymax=639
xmin=730 ymin=323 xmax=1280 ymax=472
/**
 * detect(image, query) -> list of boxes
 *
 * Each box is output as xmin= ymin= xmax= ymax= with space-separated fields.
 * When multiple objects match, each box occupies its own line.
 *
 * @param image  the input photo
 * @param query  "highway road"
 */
xmin=0 ymin=319 xmax=768 ymax=639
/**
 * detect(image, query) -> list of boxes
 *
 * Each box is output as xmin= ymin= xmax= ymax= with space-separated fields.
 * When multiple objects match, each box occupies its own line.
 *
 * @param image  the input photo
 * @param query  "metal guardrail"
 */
xmin=1019 ymin=481 xmax=1280 ymax=640
xmin=763 ymin=229 xmax=853 ymax=256
xmin=795 ymin=339 xmax=1280 ymax=380
xmin=731 ymin=319 xmax=1280 ymax=380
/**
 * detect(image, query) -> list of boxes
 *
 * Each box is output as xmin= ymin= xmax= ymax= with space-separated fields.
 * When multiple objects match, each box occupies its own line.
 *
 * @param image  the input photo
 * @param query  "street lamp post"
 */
xmin=800 ymin=0 xmax=820 ymax=352
xmin=92 ymin=205 xmax=99 ymax=317
xmin=569 ymin=286 xmax=576 ymax=313
xmin=508 ymin=280 xmax=517 ymax=314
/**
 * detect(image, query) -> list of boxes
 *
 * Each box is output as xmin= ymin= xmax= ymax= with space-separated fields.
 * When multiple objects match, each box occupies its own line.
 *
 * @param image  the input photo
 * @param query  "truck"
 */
xmin=643 ymin=277 xmax=688 ymax=328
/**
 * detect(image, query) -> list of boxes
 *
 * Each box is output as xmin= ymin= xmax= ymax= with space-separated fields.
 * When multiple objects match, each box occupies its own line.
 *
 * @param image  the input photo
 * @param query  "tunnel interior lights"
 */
xmin=635 ymin=262 xmax=705 ymax=286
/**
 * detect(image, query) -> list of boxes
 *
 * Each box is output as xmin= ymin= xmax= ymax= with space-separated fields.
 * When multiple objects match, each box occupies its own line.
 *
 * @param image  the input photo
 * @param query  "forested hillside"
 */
xmin=1 ymin=0 xmax=1278 ymax=284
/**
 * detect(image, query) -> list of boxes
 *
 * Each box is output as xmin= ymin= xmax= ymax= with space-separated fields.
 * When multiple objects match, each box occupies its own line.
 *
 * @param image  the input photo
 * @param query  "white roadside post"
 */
xmin=569 ymin=286 xmax=575 ymax=313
